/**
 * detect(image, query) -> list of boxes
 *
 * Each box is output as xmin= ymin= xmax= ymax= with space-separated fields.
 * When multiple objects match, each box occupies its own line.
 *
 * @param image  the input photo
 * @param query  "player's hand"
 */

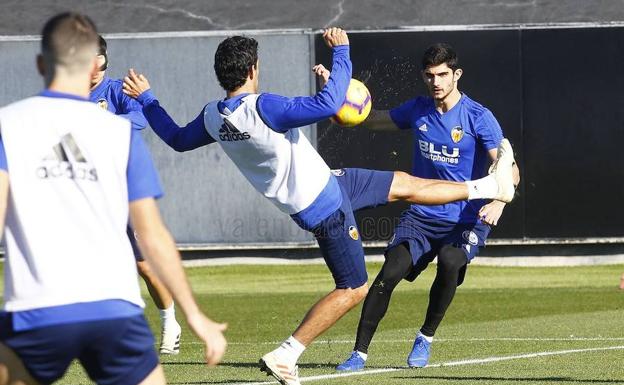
xmin=322 ymin=27 xmax=349 ymax=47
xmin=122 ymin=68 xmax=151 ymax=99
xmin=313 ymin=64 xmax=330 ymax=87
xmin=478 ymin=200 xmax=506 ymax=226
xmin=186 ymin=312 xmax=227 ymax=366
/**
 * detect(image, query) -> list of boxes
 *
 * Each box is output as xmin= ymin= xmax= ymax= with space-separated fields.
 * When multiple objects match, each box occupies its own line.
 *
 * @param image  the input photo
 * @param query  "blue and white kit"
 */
xmin=137 ymin=45 xmax=391 ymax=289
xmin=0 ymin=90 xmax=162 ymax=385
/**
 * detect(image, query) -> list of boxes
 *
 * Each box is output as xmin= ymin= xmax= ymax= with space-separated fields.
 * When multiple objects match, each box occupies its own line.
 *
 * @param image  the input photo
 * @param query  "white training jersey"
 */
xmin=0 ymin=95 xmax=144 ymax=312
xmin=203 ymin=94 xmax=332 ymax=215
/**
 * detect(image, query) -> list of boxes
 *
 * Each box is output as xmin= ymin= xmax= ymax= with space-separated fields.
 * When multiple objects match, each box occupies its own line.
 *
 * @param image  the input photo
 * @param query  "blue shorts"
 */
xmin=312 ymin=168 xmax=393 ymax=289
xmin=387 ymin=210 xmax=491 ymax=282
xmin=0 ymin=314 xmax=158 ymax=385
xmin=126 ymin=225 xmax=143 ymax=261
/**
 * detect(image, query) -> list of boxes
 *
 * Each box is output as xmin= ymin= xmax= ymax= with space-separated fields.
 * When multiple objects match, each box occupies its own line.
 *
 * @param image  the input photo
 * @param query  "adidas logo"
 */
xmin=418 ymin=123 xmax=428 ymax=132
xmin=36 ymin=133 xmax=98 ymax=181
xmin=219 ymin=118 xmax=251 ymax=142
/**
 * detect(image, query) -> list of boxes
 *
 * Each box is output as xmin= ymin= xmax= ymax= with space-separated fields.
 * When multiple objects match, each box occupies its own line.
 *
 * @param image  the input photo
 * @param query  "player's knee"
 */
xmin=437 ymin=245 xmax=467 ymax=274
xmin=350 ymin=283 xmax=369 ymax=304
xmin=388 ymin=171 xmax=410 ymax=201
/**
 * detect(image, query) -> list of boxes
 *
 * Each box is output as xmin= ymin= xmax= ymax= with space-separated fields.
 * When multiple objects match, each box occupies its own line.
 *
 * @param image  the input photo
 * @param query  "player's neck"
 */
xmin=227 ymin=83 xmax=256 ymax=99
xmin=435 ymin=89 xmax=461 ymax=113
xmin=90 ymin=77 xmax=104 ymax=91
xmin=47 ymin=76 xmax=91 ymax=99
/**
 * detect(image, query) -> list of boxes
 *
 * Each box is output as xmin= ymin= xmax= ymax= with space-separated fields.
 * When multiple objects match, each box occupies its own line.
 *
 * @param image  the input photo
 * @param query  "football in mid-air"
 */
xmin=332 ymin=79 xmax=372 ymax=127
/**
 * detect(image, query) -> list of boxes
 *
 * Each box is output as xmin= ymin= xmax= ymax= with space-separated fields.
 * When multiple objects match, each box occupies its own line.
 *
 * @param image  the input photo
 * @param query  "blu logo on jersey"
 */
xmin=418 ymin=140 xmax=460 ymax=164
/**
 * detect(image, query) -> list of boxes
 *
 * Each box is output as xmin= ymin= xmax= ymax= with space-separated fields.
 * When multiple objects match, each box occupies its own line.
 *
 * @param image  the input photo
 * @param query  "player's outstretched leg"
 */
xmin=389 ymin=138 xmax=516 ymax=205
xmin=488 ymin=138 xmax=517 ymax=202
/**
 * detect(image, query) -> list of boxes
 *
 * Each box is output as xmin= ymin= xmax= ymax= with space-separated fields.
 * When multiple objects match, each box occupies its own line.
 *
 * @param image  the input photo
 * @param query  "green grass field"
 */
xmin=4 ymin=261 xmax=624 ymax=384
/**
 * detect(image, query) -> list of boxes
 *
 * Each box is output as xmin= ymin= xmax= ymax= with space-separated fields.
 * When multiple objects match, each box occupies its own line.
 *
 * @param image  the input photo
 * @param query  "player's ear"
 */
xmin=249 ymin=60 xmax=259 ymax=79
xmin=36 ymin=54 xmax=45 ymax=77
xmin=454 ymin=68 xmax=463 ymax=82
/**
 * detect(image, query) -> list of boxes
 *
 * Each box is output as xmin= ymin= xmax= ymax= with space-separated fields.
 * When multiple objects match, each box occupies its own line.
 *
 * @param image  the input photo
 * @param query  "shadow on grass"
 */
xmin=394 ymin=375 xmax=624 ymax=384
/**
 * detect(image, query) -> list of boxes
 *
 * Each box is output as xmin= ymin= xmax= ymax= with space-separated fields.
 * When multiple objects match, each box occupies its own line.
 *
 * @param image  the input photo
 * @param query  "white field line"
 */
xmin=217 ymin=345 xmax=624 ymax=385
xmin=185 ymin=336 xmax=624 ymax=345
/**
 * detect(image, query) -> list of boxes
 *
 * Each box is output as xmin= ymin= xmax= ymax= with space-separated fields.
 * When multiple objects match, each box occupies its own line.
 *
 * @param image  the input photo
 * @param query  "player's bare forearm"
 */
xmin=388 ymin=171 xmax=468 ymax=205
xmin=0 ymin=171 xmax=9 ymax=237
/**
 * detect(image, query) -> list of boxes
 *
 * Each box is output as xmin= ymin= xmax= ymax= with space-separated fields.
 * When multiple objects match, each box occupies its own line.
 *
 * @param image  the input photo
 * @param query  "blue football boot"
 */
xmin=407 ymin=335 xmax=431 ymax=368
xmin=336 ymin=351 xmax=366 ymax=371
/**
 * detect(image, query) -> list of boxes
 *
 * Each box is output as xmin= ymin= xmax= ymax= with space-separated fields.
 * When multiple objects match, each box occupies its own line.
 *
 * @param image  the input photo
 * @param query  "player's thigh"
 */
xmin=314 ymin=205 xmax=367 ymax=289
xmin=137 ymin=365 xmax=165 ymax=385
xmin=0 ymin=342 xmax=39 ymax=385
xmin=333 ymin=168 xmax=394 ymax=211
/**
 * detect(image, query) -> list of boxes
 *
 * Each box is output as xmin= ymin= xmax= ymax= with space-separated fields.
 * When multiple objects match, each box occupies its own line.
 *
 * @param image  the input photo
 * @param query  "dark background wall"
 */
xmin=2 ymin=0 xmax=623 ymax=35
xmin=316 ymin=26 xmax=624 ymax=242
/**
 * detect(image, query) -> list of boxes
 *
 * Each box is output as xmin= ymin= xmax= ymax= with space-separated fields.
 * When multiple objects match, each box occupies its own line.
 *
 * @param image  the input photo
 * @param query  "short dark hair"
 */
xmin=214 ymin=36 xmax=258 ymax=92
xmin=422 ymin=43 xmax=459 ymax=71
xmin=98 ymin=35 xmax=108 ymax=70
xmin=41 ymin=12 xmax=99 ymax=73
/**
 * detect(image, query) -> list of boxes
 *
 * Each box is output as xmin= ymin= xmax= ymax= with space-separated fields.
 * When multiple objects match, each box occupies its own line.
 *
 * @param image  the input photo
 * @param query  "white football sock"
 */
xmin=274 ymin=336 xmax=306 ymax=368
xmin=466 ymin=175 xmax=498 ymax=200
xmin=355 ymin=351 xmax=368 ymax=360
xmin=159 ymin=303 xmax=177 ymax=329
xmin=418 ymin=331 xmax=434 ymax=343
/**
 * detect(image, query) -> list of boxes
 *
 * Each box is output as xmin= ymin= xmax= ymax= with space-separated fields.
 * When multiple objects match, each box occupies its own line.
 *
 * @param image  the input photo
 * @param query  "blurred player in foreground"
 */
xmin=317 ymin=43 xmax=520 ymax=371
xmin=90 ymin=35 xmax=182 ymax=355
xmin=0 ymin=12 xmax=225 ymax=385
xmin=123 ymin=29 xmax=515 ymax=385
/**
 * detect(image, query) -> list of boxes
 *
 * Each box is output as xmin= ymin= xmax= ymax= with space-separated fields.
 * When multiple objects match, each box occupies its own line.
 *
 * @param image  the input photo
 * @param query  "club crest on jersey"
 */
xmin=348 ymin=226 xmax=359 ymax=241
xmin=451 ymin=126 xmax=464 ymax=143
xmin=96 ymin=99 xmax=108 ymax=110
xmin=462 ymin=230 xmax=479 ymax=246
xmin=331 ymin=169 xmax=345 ymax=177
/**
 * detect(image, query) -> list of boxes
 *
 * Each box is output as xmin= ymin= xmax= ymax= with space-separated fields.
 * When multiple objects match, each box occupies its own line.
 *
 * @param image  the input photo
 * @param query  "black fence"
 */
xmin=315 ymin=27 xmax=624 ymax=242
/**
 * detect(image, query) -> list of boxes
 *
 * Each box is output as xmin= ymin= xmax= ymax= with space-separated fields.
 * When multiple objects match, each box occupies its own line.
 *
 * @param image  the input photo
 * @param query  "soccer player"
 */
xmin=330 ymin=43 xmax=520 ymax=371
xmin=122 ymin=29 xmax=515 ymax=385
xmin=0 ymin=13 xmax=226 ymax=385
xmin=90 ymin=35 xmax=182 ymax=355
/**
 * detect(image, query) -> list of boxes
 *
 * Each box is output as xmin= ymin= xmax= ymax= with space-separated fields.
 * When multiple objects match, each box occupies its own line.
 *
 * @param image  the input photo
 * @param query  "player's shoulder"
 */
xmin=0 ymin=96 xmax=44 ymax=117
xmin=108 ymin=78 xmax=125 ymax=91
xmin=460 ymin=94 xmax=494 ymax=120
xmin=92 ymin=104 xmax=131 ymax=127
xmin=405 ymin=95 xmax=432 ymax=108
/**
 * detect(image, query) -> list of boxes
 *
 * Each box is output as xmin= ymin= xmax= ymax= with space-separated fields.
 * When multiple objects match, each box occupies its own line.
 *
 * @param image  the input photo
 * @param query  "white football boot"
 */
xmin=489 ymin=138 xmax=517 ymax=203
xmin=259 ymin=351 xmax=301 ymax=385
xmin=159 ymin=320 xmax=182 ymax=355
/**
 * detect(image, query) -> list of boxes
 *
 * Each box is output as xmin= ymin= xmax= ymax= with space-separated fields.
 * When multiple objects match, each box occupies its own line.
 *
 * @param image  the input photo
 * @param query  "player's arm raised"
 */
xmin=312 ymin=63 xmax=398 ymax=131
xmin=256 ymin=28 xmax=352 ymax=132
xmin=123 ymin=69 xmax=216 ymax=152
